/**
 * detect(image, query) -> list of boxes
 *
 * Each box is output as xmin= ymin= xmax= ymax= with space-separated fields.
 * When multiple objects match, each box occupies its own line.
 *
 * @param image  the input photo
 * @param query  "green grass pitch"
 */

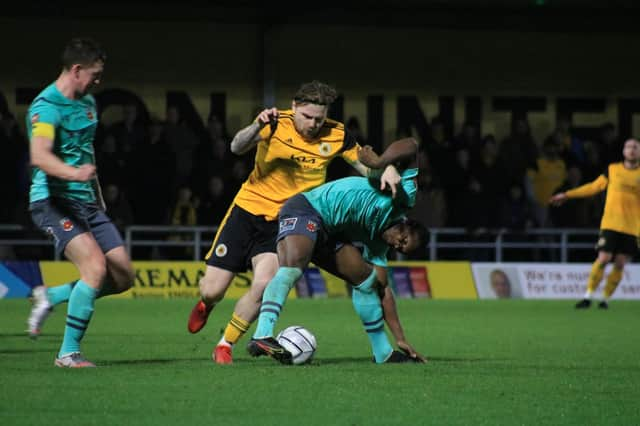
xmin=1 ymin=298 xmax=639 ymax=425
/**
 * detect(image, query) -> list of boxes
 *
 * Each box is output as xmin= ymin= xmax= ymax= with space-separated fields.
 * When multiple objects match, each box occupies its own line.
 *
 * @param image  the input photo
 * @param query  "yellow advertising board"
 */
xmin=388 ymin=261 xmax=477 ymax=299
xmin=39 ymin=261 xmax=298 ymax=300
xmin=38 ymin=261 xmax=475 ymax=299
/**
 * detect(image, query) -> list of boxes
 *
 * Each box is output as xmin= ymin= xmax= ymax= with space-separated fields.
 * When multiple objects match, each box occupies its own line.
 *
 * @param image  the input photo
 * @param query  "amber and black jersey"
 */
xmin=233 ymin=110 xmax=361 ymax=221
xmin=565 ymin=162 xmax=640 ymax=236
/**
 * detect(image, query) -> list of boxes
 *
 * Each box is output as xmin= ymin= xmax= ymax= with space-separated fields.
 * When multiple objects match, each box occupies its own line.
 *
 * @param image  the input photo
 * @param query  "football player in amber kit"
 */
xmin=550 ymin=138 xmax=640 ymax=309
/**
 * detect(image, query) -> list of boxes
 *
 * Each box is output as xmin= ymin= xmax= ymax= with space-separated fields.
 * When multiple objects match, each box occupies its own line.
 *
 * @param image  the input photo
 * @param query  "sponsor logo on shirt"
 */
xmin=290 ymin=154 xmax=316 ymax=164
xmin=31 ymin=113 xmax=40 ymax=124
xmin=279 ymin=217 xmax=298 ymax=232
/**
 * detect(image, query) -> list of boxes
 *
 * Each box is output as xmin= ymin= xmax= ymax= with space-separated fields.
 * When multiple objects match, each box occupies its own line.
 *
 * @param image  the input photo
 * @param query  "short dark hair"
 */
xmin=404 ymin=217 xmax=428 ymax=249
xmin=62 ymin=37 xmax=107 ymax=70
xmin=293 ymin=80 xmax=337 ymax=106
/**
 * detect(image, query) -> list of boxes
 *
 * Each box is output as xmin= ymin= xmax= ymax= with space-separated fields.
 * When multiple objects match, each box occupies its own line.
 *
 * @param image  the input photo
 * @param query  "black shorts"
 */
xmin=204 ymin=204 xmax=278 ymax=272
xmin=595 ymin=229 xmax=638 ymax=256
xmin=29 ymin=197 xmax=124 ymax=256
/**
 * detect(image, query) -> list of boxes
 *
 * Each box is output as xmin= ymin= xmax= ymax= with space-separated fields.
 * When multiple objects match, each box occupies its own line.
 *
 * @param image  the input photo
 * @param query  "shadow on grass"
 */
xmin=309 ymin=356 xmax=378 ymax=365
xmin=0 ymin=332 xmax=40 ymax=338
xmin=102 ymin=357 xmax=207 ymax=365
xmin=427 ymin=356 xmax=509 ymax=362
xmin=0 ymin=348 xmax=54 ymax=354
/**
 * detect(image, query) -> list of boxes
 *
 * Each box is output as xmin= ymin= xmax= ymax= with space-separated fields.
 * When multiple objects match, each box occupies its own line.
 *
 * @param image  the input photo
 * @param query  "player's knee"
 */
xmin=83 ymin=257 xmax=107 ymax=286
xmin=250 ymin=278 xmax=270 ymax=294
xmin=198 ymin=276 xmax=226 ymax=302
xmin=597 ymin=252 xmax=612 ymax=264
xmin=280 ymin=254 xmax=307 ymax=269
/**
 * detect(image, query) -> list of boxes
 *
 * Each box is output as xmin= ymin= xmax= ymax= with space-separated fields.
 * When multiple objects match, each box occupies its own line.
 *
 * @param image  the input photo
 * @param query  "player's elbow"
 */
xmin=230 ymin=138 xmax=247 ymax=155
xmin=406 ymin=138 xmax=419 ymax=153
xmin=29 ymin=148 xmax=47 ymax=169
xmin=230 ymin=142 xmax=242 ymax=155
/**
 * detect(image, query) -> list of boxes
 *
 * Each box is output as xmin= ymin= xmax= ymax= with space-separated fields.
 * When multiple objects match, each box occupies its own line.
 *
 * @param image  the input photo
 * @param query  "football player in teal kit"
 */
xmin=26 ymin=38 xmax=134 ymax=367
xmin=249 ymin=139 xmax=427 ymax=364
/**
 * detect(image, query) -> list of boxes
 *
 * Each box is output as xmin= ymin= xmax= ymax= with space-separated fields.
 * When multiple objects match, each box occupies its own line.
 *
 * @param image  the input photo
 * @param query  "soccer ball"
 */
xmin=276 ymin=325 xmax=317 ymax=365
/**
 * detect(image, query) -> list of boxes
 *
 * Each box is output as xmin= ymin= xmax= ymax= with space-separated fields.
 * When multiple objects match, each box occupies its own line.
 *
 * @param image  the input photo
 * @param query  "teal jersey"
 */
xmin=27 ymin=83 xmax=98 ymax=203
xmin=303 ymin=168 xmax=418 ymax=266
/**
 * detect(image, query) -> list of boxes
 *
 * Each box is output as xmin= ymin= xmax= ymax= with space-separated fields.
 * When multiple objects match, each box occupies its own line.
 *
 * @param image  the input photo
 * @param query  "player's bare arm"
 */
xmin=358 ymin=138 xmax=418 ymax=169
xmin=230 ymin=107 xmax=279 ymax=155
xmin=376 ymin=267 xmax=427 ymax=362
xmin=356 ymin=138 xmax=418 ymax=197
xmin=30 ymin=135 xmax=96 ymax=181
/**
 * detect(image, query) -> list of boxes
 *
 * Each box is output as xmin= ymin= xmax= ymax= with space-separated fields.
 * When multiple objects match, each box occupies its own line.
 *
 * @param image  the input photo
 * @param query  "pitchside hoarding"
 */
xmin=472 ymin=263 xmax=640 ymax=300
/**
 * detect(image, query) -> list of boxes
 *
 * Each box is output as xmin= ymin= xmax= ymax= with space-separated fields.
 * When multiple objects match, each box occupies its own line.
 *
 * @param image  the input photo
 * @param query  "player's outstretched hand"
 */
xmin=358 ymin=145 xmax=383 ymax=168
xmin=380 ymin=165 xmax=401 ymax=198
xmin=74 ymin=164 xmax=96 ymax=182
xmin=397 ymin=340 xmax=427 ymax=363
xmin=256 ymin=108 xmax=278 ymax=128
xmin=549 ymin=192 xmax=568 ymax=206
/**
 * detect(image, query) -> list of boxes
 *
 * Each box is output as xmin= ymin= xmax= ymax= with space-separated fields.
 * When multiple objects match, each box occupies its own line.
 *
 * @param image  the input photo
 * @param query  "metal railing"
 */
xmin=0 ymin=224 xmax=601 ymax=262
xmin=425 ymin=227 xmax=598 ymax=262
xmin=123 ymin=225 xmax=218 ymax=260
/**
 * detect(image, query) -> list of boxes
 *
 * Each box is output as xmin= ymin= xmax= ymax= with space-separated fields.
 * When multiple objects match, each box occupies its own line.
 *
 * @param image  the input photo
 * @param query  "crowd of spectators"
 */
xmin=413 ymin=115 xmax=618 ymax=233
xmin=0 ymin=102 xmax=625 ymax=260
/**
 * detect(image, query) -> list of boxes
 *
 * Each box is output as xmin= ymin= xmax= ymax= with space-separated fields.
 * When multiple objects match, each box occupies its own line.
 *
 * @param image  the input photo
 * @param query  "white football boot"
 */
xmin=27 ymin=286 xmax=53 ymax=339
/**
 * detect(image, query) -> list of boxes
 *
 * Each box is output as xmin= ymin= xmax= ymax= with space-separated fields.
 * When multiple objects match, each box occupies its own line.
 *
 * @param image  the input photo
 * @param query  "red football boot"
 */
xmin=187 ymin=300 xmax=213 ymax=333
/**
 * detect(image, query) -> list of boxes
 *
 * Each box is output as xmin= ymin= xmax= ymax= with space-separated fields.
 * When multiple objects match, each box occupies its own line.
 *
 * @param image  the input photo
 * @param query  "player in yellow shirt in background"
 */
xmin=550 ymin=138 xmax=640 ymax=309
xmin=188 ymin=80 xmax=421 ymax=364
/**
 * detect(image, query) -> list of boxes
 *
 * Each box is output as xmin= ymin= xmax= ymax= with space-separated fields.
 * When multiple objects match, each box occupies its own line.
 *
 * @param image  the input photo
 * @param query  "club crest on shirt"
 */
xmin=87 ymin=109 xmax=94 ymax=120
xmin=59 ymin=218 xmax=74 ymax=232
xmin=319 ymin=142 xmax=332 ymax=156
xmin=306 ymin=220 xmax=318 ymax=233
xmin=215 ymin=243 xmax=228 ymax=257
xmin=31 ymin=113 xmax=40 ymax=124
xmin=279 ymin=217 xmax=297 ymax=232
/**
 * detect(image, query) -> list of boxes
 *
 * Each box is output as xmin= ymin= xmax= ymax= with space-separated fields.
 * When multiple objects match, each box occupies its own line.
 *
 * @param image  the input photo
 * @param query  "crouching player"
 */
xmin=248 ymin=138 xmax=427 ymax=364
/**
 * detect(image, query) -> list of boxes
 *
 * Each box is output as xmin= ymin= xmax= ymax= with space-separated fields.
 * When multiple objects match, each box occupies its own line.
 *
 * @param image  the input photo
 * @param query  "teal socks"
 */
xmin=58 ymin=280 xmax=97 ymax=357
xmin=351 ymin=270 xmax=393 ymax=363
xmin=253 ymin=267 xmax=302 ymax=338
xmin=46 ymin=280 xmax=121 ymax=306
xmin=46 ymin=281 xmax=77 ymax=306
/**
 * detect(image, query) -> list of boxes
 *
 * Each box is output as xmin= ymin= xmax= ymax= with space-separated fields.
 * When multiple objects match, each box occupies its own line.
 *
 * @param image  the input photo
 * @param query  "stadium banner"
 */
xmin=0 ymin=260 xmax=479 ymax=299
xmin=390 ymin=261 xmax=476 ymax=299
xmin=472 ymin=263 xmax=640 ymax=300
xmin=35 ymin=261 xmax=286 ymax=300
